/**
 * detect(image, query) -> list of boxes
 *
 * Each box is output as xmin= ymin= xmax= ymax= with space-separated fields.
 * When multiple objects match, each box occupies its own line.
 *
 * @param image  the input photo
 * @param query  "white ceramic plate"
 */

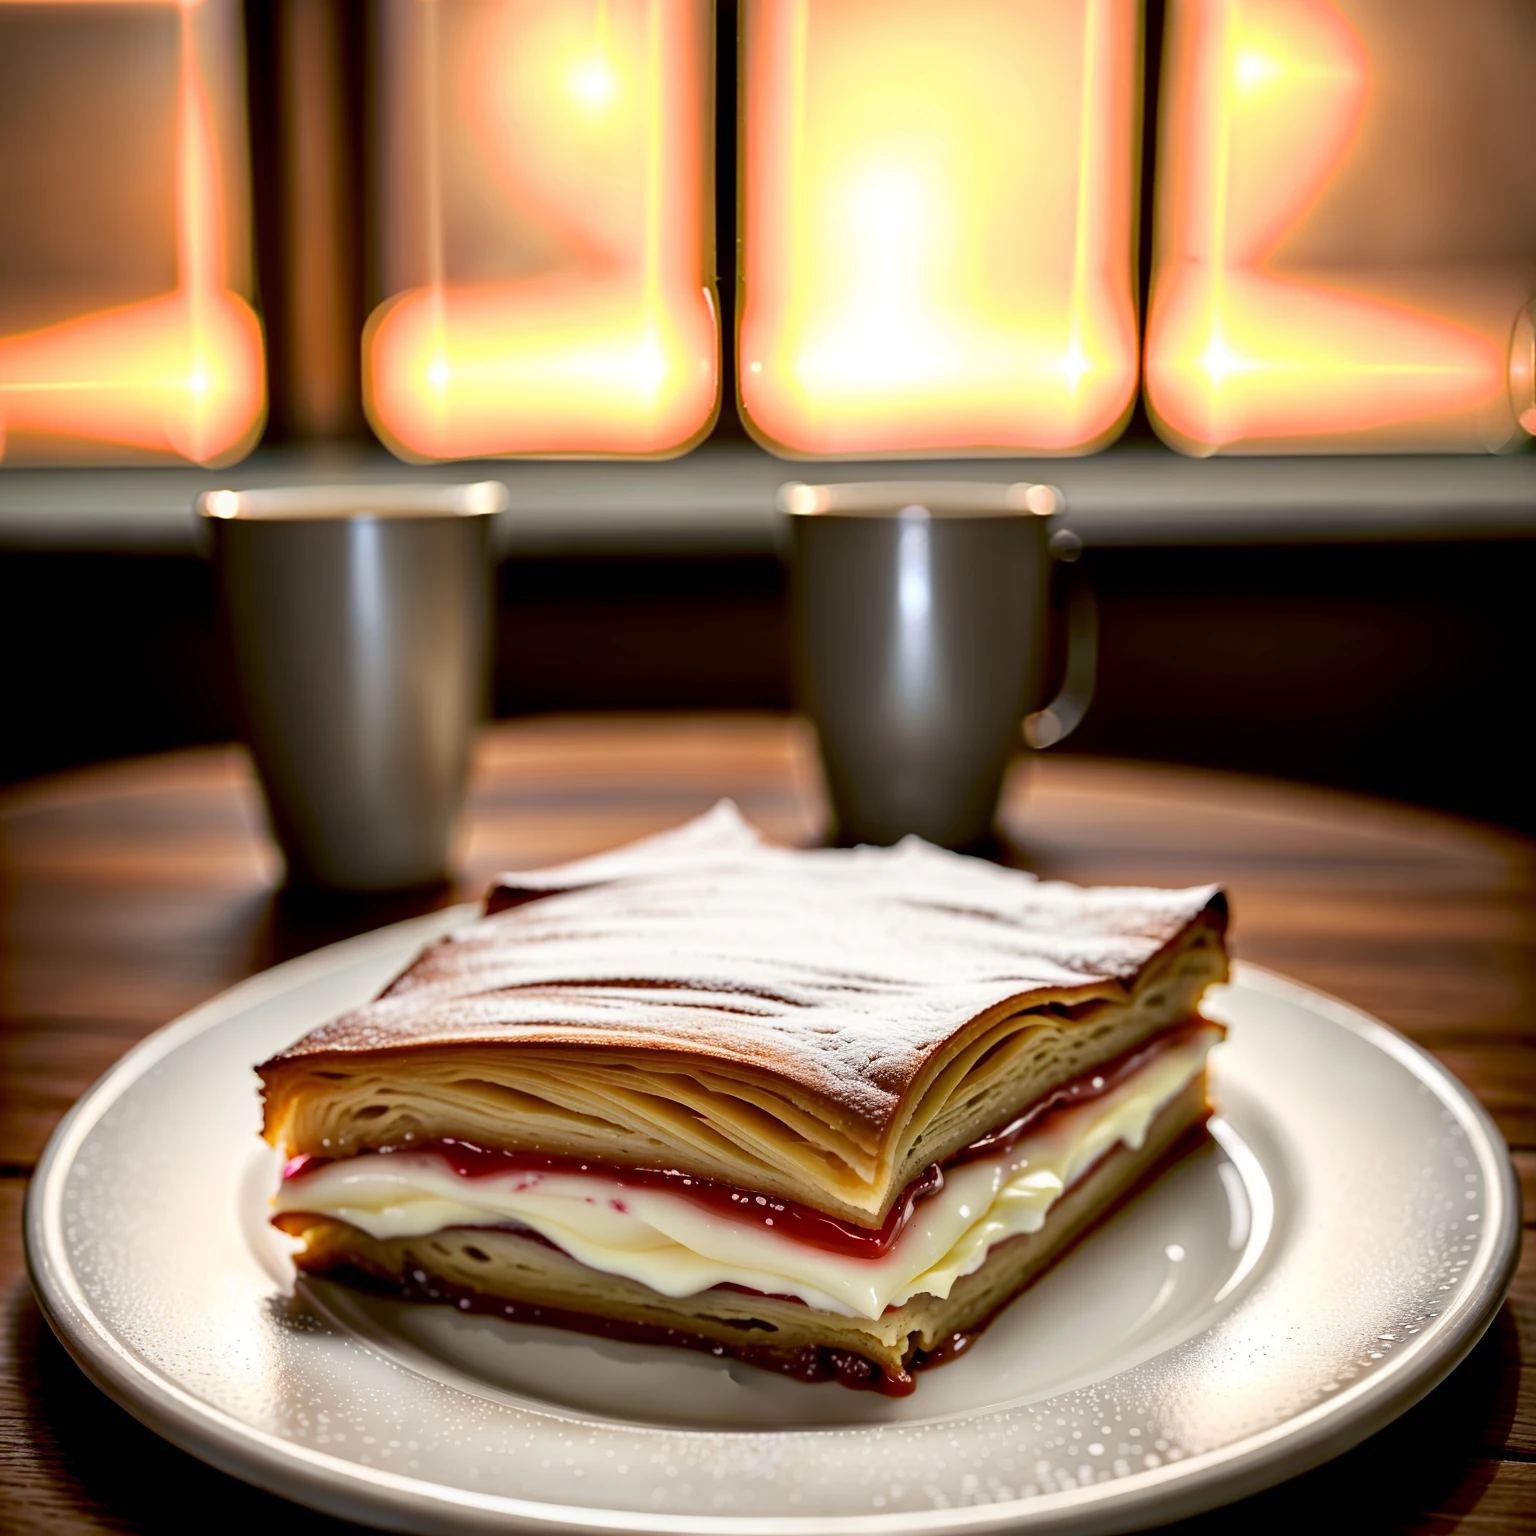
xmin=26 ymin=909 xmax=1519 ymax=1535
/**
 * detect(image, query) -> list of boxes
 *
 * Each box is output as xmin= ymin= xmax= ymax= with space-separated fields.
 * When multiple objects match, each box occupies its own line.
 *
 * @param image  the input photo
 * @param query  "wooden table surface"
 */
xmin=2 ymin=713 xmax=1533 ymax=1533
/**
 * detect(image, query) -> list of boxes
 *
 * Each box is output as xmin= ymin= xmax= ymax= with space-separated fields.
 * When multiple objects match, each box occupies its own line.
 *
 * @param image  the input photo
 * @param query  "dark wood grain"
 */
xmin=3 ymin=714 xmax=1534 ymax=1533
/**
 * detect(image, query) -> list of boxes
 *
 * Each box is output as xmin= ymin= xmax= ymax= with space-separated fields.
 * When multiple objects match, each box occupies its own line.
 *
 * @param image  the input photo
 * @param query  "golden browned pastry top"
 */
xmin=262 ymin=802 xmax=1226 ymax=1140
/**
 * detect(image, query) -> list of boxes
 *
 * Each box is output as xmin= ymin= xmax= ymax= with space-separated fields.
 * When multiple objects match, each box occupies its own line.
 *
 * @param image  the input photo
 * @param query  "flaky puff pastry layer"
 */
xmin=261 ymin=804 xmax=1227 ymax=1227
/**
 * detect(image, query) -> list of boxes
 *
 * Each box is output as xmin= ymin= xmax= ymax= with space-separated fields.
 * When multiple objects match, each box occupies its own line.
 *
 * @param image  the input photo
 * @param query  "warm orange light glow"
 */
xmin=365 ymin=0 xmax=718 ymax=461
xmin=738 ymin=0 xmax=1141 ymax=459
xmin=1514 ymin=303 xmax=1536 ymax=438
xmin=0 ymin=0 xmax=265 ymax=466
xmin=1145 ymin=0 xmax=1525 ymax=454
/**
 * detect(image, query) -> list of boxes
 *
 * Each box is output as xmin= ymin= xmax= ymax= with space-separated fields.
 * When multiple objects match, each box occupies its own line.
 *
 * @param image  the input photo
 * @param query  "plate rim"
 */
xmin=24 ymin=914 xmax=1522 ymax=1536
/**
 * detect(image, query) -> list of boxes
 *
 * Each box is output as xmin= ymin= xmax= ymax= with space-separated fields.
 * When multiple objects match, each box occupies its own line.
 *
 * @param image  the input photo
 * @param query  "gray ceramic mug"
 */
xmin=196 ymin=481 xmax=505 ymax=891
xmin=781 ymin=481 xmax=1095 ymax=850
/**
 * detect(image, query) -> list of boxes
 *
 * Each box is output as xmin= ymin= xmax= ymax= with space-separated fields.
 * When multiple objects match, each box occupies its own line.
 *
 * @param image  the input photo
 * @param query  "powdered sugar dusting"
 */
xmin=269 ymin=803 xmax=1223 ymax=1127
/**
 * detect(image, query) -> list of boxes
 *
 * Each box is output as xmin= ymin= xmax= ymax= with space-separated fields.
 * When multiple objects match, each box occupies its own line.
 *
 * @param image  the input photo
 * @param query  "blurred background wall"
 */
xmin=5 ymin=532 xmax=1533 ymax=834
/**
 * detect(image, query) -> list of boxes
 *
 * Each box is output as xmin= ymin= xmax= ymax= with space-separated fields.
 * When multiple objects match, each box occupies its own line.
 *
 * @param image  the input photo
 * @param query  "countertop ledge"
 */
xmin=1 ymin=441 xmax=1534 ymax=554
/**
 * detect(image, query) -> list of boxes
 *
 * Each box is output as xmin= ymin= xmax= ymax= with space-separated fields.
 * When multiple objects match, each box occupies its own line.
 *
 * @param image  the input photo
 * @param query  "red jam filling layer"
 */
xmin=283 ymin=1015 xmax=1215 ymax=1259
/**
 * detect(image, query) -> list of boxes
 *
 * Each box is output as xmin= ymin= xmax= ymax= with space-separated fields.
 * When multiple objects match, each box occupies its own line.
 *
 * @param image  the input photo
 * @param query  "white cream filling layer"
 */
xmin=277 ymin=1027 xmax=1219 ymax=1321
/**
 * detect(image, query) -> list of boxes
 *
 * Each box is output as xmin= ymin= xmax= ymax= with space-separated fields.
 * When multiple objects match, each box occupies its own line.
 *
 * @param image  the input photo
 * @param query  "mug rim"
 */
xmin=777 ymin=480 xmax=1062 ymax=519
xmin=195 ymin=481 xmax=508 ymax=523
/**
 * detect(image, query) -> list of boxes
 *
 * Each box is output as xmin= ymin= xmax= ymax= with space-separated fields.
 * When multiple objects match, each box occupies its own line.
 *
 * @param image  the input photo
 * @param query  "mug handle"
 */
xmin=1023 ymin=528 xmax=1097 ymax=750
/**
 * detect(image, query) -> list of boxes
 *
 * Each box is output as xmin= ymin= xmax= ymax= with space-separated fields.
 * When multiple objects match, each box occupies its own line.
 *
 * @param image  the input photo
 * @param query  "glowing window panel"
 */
xmin=365 ymin=0 xmax=720 ymax=462
xmin=1145 ymin=0 xmax=1536 ymax=454
xmin=738 ymin=0 xmax=1142 ymax=460
xmin=0 ymin=0 xmax=265 ymax=467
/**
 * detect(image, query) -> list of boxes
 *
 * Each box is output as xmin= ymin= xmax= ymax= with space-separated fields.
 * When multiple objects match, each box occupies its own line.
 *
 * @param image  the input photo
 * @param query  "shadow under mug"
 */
xmin=195 ymin=481 xmax=505 ymax=892
xmin=781 ymin=480 xmax=1096 ymax=851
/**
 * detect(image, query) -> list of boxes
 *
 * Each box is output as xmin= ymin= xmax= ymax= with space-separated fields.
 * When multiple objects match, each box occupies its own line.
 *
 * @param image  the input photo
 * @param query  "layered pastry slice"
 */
xmin=261 ymin=803 xmax=1229 ymax=1394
